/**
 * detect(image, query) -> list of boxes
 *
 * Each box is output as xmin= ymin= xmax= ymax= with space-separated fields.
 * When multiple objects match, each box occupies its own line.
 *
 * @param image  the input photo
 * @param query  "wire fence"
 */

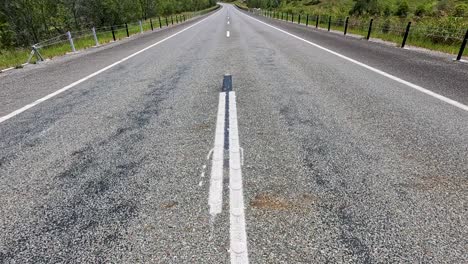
xmin=250 ymin=8 xmax=468 ymax=60
xmin=26 ymin=6 xmax=220 ymax=65
xmin=28 ymin=15 xmax=184 ymax=63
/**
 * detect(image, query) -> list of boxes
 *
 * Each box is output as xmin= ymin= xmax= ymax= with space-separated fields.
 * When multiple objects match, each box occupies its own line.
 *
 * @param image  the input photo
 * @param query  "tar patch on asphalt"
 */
xmin=222 ymin=74 xmax=232 ymax=92
xmin=249 ymin=193 xmax=317 ymax=211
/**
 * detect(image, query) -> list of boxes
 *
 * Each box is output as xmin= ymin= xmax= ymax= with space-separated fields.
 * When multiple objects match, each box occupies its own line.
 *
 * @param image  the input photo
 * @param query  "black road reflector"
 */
xmin=223 ymin=74 xmax=232 ymax=92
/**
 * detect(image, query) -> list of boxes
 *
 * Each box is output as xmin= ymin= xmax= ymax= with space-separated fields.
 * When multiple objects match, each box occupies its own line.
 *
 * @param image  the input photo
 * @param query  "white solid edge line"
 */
xmin=229 ymin=91 xmax=249 ymax=263
xmin=208 ymin=92 xmax=226 ymax=216
xmin=238 ymin=10 xmax=468 ymax=112
xmin=0 ymin=10 xmax=219 ymax=125
xmin=227 ymin=31 xmax=230 ymax=37
xmin=0 ymin=66 xmax=15 ymax=73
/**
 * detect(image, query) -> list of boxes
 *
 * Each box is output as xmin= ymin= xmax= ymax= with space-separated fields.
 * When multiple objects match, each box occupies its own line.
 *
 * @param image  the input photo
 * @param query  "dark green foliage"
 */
xmin=349 ymin=0 xmax=367 ymax=15
xmin=383 ymin=5 xmax=392 ymax=17
xmin=395 ymin=1 xmax=409 ymax=17
xmin=0 ymin=14 xmax=14 ymax=47
xmin=0 ymin=0 xmax=216 ymax=48
xmin=414 ymin=4 xmax=428 ymax=17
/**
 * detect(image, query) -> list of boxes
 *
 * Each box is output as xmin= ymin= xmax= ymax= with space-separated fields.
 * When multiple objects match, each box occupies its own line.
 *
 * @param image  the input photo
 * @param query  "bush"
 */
xmin=368 ymin=0 xmax=381 ymax=15
xmin=395 ymin=1 xmax=409 ymax=18
xmin=383 ymin=5 xmax=392 ymax=17
xmin=349 ymin=0 xmax=368 ymax=15
xmin=0 ymin=22 xmax=15 ymax=48
xmin=454 ymin=4 xmax=467 ymax=17
xmin=414 ymin=4 xmax=428 ymax=17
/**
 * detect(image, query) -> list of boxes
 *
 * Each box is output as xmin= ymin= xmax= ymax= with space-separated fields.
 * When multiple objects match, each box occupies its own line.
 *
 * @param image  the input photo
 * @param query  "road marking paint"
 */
xmin=0 ymin=66 xmax=15 ymax=73
xmin=228 ymin=21 xmax=230 ymax=25
xmin=0 ymin=11 xmax=220 ymax=125
xmin=227 ymin=31 xmax=230 ymax=37
xmin=209 ymin=74 xmax=249 ymax=262
xmin=228 ymin=91 xmax=249 ymax=263
xmin=208 ymin=92 xmax=226 ymax=216
xmin=240 ymin=11 xmax=468 ymax=112
xmin=201 ymin=165 xmax=206 ymax=177
xmin=198 ymin=164 xmax=207 ymax=188
xmin=207 ymin=148 xmax=214 ymax=160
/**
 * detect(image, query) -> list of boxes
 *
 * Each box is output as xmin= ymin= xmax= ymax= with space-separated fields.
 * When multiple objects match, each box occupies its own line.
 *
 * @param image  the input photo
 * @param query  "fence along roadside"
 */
xmin=23 ymin=5 xmax=220 ymax=67
xmin=247 ymin=7 xmax=468 ymax=62
xmin=27 ymin=14 xmax=188 ymax=65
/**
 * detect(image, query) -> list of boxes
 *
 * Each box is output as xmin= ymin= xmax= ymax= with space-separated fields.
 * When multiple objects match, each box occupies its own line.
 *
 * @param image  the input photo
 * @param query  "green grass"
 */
xmin=0 ymin=6 xmax=219 ymax=70
xmin=0 ymin=49 xmax=31 ymax=69
xmin=233 ymin=0 xmax=249 ymax=10
xmin=268 ymin=11 xmax=468 ymax=56
xmin=272 ymin=0 xmax=466 ymax=18
xmin=257 ymin=0 xmax=467 ymax=56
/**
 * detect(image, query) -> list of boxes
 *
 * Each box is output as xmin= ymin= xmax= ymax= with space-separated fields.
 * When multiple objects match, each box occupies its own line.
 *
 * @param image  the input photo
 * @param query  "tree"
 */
xmin=0 ymin=0 xmax=216 ymax=47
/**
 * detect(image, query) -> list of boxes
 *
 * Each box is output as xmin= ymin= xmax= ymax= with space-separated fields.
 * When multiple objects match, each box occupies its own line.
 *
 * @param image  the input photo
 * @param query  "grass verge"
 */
xmin=0 ymin=5 xmax=220 ymax=71
xmin=265 ymin=12 xmax=467 ymax=57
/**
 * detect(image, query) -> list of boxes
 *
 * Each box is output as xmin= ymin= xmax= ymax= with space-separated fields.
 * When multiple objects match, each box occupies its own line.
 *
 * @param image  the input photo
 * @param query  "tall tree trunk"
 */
xmin=21 ymin=0 xmax=40 ymax=43
xmin=40 ymin=3 xmax=49 ymax=36
xmin=72 ymin=1 xmax=79 ymax=29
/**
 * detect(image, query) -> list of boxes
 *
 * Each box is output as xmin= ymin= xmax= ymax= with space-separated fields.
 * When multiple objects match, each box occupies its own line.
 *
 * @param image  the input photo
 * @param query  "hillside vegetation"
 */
xmin=245 ymin=0 xmax=468 ymax=19
xmin=0 ymin=0 xmax=216 ymax=49
xmin=0 ymin=1 xmax=217 ymax=70
xmin=241 ymin=0 xmax=468 ymax=55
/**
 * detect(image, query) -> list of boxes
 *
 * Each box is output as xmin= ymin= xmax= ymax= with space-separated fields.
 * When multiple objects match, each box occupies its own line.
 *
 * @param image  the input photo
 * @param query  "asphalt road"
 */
xmin=1 ymin=4 xmax=467 ymax=263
